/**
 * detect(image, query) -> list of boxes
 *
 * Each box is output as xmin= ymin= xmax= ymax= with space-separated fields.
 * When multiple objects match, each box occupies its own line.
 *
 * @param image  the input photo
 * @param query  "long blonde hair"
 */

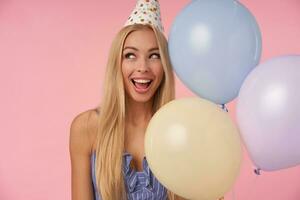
xmin=92 ymin=24 xmax=180 ymax=200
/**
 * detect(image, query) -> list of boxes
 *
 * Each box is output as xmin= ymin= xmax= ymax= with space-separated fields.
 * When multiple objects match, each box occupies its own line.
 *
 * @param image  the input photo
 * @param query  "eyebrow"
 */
xmin=123 ymin=46 xmax=159 ymax=52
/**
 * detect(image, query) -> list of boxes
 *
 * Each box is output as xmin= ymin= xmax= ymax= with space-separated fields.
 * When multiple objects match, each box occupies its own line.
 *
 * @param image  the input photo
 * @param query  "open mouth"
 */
xmin=131 ymin=79 xmax=153 ymax=91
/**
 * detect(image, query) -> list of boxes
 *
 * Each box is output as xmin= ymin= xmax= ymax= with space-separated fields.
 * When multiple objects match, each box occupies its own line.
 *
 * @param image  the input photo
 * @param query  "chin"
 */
xmin=129 ymin=93 xmax=154 ymax=103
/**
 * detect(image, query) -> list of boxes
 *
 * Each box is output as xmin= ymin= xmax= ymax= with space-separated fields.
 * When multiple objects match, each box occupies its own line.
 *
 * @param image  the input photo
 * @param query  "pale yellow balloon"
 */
xmin=145 ymin=97 xmax=242 ymax=200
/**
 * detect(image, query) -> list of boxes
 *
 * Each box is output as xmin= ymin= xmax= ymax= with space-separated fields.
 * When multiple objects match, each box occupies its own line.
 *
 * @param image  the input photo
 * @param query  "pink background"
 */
xmin=1 ymin=0 xmax=300 ymax=199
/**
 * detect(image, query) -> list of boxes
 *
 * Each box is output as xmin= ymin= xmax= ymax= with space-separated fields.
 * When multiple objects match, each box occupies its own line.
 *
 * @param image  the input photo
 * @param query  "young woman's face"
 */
xmin=121 ymin=28 xmax=164 ymax=103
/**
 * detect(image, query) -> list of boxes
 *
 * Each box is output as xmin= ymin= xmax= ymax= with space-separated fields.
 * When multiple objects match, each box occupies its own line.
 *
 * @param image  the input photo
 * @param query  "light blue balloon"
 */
xmin=168 ymin=0 xmax=262 ymax=104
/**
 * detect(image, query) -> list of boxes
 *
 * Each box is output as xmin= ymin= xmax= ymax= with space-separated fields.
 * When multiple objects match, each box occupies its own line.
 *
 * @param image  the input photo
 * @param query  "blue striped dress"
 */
xmin=91 ymin=151 xmax=168 ymax=200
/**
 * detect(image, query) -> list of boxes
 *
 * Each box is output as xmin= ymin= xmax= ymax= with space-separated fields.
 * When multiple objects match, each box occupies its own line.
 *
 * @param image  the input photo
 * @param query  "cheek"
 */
xmin=121 ymin=63 xmax=133 ymax=91
xmin=121 ymin=63 xmax=130 ymax=79
xmin=154 ymin=64 xmax=164 ymax=81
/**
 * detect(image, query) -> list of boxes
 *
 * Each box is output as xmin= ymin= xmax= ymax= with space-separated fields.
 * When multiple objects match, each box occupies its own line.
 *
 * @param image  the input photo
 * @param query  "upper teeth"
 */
xmin=133 ymin=79 xmax=151 ymax=83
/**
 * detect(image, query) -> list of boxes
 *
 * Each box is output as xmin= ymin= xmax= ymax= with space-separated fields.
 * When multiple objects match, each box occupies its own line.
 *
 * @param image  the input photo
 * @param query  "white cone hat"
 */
xmin=124 ymin=0 xmax=164 ymax=32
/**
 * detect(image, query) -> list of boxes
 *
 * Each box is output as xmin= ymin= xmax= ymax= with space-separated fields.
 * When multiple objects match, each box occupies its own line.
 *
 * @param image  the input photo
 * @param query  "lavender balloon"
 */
xmin=237 ymin=55 xmax=300 ymax=171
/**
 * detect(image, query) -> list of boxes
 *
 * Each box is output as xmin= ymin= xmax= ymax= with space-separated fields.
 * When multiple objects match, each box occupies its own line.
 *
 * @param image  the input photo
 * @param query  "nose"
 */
xmin=137 ymin=58 xmax=149 ymax=73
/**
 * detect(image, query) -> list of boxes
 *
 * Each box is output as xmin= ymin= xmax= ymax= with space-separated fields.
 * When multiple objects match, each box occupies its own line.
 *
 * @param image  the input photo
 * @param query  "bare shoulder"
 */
xmin=69 ymin=108 xmax=100 ymax=156
xmin=69 ymin=108 xmax=100 ymax=200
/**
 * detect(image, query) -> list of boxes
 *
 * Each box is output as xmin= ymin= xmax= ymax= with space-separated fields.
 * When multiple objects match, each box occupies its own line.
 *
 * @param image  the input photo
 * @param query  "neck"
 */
xmin=125 ymin=97 xmax=154 ymax=127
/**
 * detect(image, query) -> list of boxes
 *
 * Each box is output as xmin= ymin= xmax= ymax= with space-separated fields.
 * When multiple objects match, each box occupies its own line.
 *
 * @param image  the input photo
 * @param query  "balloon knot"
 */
xmin=254 ymin=168 xmax=261 ymax=175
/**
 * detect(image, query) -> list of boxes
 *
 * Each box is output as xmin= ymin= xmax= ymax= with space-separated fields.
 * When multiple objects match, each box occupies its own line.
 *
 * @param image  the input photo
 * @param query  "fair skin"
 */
xmin=69 ymin=28 xmax=164 ymax=199
xmin=122 ymin=27 xmax=164 ymax=171
xmin=69 ymin=108 xmax=98 ymax=200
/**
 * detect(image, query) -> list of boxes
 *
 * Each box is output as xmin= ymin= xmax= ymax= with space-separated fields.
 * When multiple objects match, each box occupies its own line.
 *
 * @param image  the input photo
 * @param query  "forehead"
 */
xmin=123 ymin=28 xmax=158 ymax=50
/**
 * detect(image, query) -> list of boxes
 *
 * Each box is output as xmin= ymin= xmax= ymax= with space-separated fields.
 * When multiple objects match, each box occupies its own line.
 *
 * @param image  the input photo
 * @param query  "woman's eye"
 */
xmin=150 ymin=53 xmax=160 ymax=59
xmin=124 ymin=53 xmax=136 ymax=59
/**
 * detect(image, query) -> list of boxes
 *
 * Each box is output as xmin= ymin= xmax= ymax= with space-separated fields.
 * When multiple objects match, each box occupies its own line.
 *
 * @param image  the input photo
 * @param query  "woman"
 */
xmin=70 ymin=1 xmax=225 ymax=199
xmin=69 ymin=21 xmax=185 ymax=199
xmin=69 ymin=0 xmax=185 ymax=197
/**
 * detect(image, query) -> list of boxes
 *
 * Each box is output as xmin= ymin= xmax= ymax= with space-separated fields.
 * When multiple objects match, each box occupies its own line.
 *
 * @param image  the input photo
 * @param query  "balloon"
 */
xmin=168 ymin=0 xmax=262 ymax=104
xmin=145 ymin=97 xmax=242 ymax=200
xmin=237 ymin=55 xmax=300 ymax=171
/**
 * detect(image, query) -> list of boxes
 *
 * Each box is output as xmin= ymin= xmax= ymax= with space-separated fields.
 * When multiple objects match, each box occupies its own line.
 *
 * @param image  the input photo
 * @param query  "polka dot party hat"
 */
xmin=124 ymin=0 xmax=164 ymax=32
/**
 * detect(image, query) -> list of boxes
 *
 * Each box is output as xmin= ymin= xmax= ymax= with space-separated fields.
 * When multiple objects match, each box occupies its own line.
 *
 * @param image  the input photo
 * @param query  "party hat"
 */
xmin=124 ymin=0 xmax=164 ymax=32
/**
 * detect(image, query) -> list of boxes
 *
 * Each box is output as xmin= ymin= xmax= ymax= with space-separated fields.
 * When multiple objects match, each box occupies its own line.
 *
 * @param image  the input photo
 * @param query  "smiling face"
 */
xmin=121 ymin=27 xmax=164 ymax=103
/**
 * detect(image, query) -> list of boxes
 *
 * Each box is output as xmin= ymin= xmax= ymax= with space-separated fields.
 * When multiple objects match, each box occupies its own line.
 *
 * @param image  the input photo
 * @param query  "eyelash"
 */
xmin=124 ymin=53 xmax=160 ymax=59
